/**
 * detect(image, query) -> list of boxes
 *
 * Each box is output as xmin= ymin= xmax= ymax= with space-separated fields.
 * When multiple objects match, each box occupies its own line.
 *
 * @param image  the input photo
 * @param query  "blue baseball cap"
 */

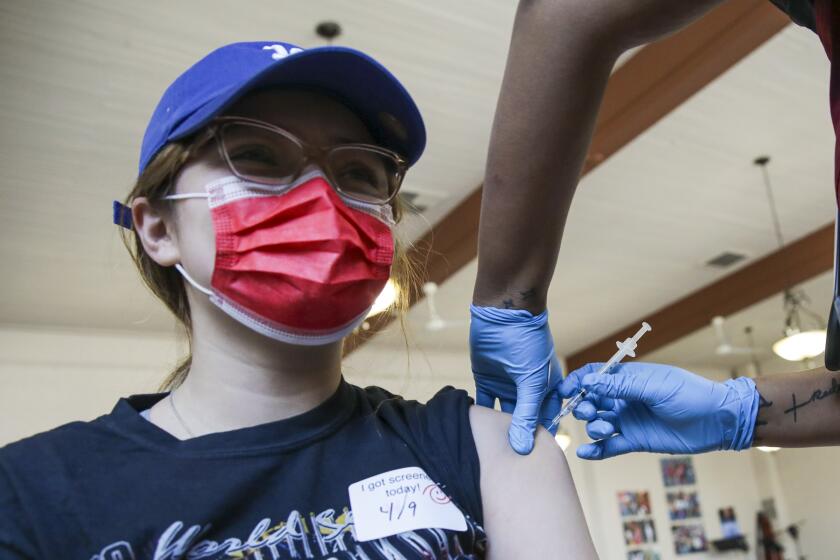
xmin=138 ymin=41 xmax=426 ymax=175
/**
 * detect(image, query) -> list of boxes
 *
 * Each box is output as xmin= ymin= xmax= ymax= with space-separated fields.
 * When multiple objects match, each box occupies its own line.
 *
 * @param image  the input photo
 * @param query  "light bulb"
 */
xmin=757 ymin=446 xmax=781 ymax=453
xmin=554 ymin=431 xmax=571 ymax=451
xmin=366 ymin=280 xmax=398 ymax=318
xmin=772 ymin=330 xmax=826 ymax=362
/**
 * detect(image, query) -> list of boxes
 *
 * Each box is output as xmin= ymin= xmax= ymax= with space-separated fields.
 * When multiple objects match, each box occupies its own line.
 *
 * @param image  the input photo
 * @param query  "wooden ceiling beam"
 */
xmin=344 ymin=0 xmax=790 ymax=356
xmin=566 ymin=223 xmax=836 ymax=371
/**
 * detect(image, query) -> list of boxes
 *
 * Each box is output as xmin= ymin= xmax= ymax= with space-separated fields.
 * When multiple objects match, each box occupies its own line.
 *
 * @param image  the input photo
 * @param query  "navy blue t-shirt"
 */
xmin=0 ymin=380 xmax=487 ymax=559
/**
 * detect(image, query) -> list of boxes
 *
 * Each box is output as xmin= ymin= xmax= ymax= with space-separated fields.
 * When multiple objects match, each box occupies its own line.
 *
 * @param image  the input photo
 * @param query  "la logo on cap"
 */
xmin=262 ymin=44 xmax=304 ymax=60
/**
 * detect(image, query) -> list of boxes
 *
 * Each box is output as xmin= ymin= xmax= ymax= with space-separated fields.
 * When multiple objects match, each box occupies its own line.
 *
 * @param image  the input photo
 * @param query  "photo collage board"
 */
xmin=661 ymin=457 xmax=708 ymax=555
xmin=617 ymin=490 xmax=660 ymax=560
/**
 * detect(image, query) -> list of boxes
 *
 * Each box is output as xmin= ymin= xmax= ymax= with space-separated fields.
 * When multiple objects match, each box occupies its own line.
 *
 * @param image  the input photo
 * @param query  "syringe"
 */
xmin=549 ymin=321 xmax=652 ymax=431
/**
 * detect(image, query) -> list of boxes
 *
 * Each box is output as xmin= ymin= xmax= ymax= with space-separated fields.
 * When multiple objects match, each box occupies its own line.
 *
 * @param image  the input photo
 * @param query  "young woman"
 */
xmin=0 ymin=39 xmax=596 ymax=559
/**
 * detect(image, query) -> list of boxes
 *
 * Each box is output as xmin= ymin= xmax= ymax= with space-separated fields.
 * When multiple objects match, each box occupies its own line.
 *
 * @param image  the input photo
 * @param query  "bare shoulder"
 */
xmin=469 ymin=405 xmax=598 ymax=559
xmin=471 ymin=404 xmax=568 ymax=459
xmin=469 ymin=405 xmax=573 ymax=493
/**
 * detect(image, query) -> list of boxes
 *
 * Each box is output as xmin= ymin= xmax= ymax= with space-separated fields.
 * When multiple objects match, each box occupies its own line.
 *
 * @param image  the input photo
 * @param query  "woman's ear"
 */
xmin=131 ymin=197 xmax=180 ymax=267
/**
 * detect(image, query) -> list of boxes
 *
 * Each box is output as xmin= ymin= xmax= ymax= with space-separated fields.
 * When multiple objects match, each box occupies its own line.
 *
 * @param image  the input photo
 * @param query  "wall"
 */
xmin=772 ymin=446 xmax=840 ymax=560
xmin=567 ymin=416 xmax=762 ymax=560
xmin=1 ymin=325 xmax=836 ymax=559
xmin=0 ymin=324 xmax=182 ymax=444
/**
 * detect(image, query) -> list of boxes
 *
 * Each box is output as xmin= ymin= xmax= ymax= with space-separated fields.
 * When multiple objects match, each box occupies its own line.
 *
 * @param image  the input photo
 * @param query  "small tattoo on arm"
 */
xmin=498 ymin=288 xmax=537 ymax=309
xmin=783 ymin=377 xmax=840 ymax=423
xmin=519 ymin=288 xmax=537 ymax=301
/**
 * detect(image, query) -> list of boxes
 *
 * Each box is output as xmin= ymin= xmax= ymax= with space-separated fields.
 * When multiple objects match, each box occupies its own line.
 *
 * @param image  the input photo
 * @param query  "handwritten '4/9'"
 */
xmin=380 ymin=496 xmax=417 ymax=521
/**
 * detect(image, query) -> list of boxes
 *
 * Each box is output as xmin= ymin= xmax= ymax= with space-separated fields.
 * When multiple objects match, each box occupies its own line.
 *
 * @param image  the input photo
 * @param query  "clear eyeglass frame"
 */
xmin=195 ymin=115 xmax=409 ymax=206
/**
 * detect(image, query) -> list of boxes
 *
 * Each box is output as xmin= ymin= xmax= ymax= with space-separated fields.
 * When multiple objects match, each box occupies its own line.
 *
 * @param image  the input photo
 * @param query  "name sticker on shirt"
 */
xmin=348 ymin=466 xmax=467 ymax=542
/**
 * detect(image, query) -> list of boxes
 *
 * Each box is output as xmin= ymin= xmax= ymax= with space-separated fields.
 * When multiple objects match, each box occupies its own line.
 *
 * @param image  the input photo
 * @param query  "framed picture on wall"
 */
xmin=660 ymin=457 xmax=696 ymax=487
xmin=618 ymin=491 xmax=652 ymax=517
xmin=623 ymin=519 xmax=658 ymax=546
xmin=666 ymin=491 xmax=702 ymax=520
xmin=627 ymin=551 xmax=661 ymax=560
xmin=671 ymin=524 xmax=708 ymax=554
xmin=718 ymin=507 xmax=742 ymax=538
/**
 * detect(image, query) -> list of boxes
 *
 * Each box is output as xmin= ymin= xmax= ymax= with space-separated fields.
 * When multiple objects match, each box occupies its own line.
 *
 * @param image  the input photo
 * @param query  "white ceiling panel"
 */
xmin=551 ymin=24 xmax=834 ymax=355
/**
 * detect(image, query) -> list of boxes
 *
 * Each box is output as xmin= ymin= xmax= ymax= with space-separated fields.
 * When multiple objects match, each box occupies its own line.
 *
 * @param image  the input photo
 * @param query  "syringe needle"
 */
xmin=551 ymin=392 xmax=584 ymax=426
xmin=549 ymin=322 xmax=652 ymax=433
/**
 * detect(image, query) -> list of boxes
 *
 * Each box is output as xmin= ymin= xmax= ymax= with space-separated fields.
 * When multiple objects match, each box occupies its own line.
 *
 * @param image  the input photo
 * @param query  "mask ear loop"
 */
xmin=161 ymin=191 xmax=215 ymax=297
xmin=160 ymin=179 xmax=216 ymax=296
xmin=174 ymin=263 xmax=213 ymax=297
xmin=163 ymin=192 xmax=210 ymax=200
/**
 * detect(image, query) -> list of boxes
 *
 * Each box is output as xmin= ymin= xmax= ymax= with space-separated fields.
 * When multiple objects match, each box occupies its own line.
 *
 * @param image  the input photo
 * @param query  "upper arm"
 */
xmin=469 ymin=405 xmax=598 ymax=559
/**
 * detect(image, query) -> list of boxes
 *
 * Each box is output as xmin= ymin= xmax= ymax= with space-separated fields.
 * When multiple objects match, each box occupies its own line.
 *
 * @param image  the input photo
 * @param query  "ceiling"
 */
xmin=0 ymin=0 xmax=519 ymax=330
xmin=0 ymin=1 xmax=836 ymax=376
xmin=388 ymin=23 xmax=837 ymax=367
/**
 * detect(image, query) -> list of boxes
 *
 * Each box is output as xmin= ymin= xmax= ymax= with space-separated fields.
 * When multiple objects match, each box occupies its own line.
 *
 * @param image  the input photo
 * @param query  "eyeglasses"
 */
xmin=199 ymin=116 xmax=408 ymax=205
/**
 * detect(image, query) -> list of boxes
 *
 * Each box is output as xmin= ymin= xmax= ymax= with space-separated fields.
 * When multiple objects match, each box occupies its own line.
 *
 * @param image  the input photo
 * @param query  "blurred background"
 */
xmin=1 ymin=1 xmax=837 ymax=558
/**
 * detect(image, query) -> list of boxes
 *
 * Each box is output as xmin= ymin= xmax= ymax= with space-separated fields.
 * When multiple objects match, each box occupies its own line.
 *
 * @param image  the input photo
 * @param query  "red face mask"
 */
xmin=165 ymin=173 xmax=394 ymax=345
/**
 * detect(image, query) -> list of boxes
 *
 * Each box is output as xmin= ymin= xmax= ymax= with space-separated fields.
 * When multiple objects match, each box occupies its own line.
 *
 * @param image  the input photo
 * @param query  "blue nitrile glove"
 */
xmin=469 ymin=304 xmax=563 ymax=454
xmin=560 ymin=362 xmax=759 ymax=460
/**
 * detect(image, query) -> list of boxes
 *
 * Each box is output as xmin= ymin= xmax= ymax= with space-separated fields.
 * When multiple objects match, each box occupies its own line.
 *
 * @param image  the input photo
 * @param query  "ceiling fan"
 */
xmin=420 ymin=282 xmax=468 ymax=332
xmin=711 ymin=315 xmax=760 ymax=356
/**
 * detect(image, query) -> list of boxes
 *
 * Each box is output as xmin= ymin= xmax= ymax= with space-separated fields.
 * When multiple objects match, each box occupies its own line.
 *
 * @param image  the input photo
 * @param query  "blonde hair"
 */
xmin=119 ymin=131 xmax=421 ymax=391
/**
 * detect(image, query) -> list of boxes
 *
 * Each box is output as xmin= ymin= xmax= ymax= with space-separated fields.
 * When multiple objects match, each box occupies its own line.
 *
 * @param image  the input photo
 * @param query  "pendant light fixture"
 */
xmin=755 ymin=157 xmax=827 ymax=362
xmin=772 ymin=290 xmax=827 ymax=361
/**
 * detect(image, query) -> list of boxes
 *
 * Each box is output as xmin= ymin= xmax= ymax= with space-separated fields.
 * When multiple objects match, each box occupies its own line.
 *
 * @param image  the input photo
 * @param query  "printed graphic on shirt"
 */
xmin=91 ymin=503 xmax=486 ymax=559
xmin=349 ymin=466 xmax=467 ymax=542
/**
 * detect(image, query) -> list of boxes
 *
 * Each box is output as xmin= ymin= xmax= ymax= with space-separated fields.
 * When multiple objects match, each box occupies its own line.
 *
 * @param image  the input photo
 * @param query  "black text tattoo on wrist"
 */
xmin=754 ymin=393 xmax=774 ymax=435
xmin=758 ymin=394 xmax=773 ymax=408
xmin=783 ymin=377 xmax=840 ymax=423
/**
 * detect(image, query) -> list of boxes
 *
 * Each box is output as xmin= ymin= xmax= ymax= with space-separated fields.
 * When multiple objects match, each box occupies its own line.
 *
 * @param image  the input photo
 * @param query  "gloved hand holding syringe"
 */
xmin=549 ymin=321 xmax=652 ymax=431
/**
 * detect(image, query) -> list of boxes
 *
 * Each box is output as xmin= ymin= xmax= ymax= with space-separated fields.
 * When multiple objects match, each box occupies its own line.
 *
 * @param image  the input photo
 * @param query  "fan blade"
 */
xmin=426 ymin=317 xmax=447 ymax=331
xmin=425 ymin=317 xmax=468 ymax=331
xmin=712 ymin=316 xmax=728 ymax=346
xmin=716 ymin=344 xmax=764 ymax=356
xmin=725 ymin=347 xmax=758 ymax=355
